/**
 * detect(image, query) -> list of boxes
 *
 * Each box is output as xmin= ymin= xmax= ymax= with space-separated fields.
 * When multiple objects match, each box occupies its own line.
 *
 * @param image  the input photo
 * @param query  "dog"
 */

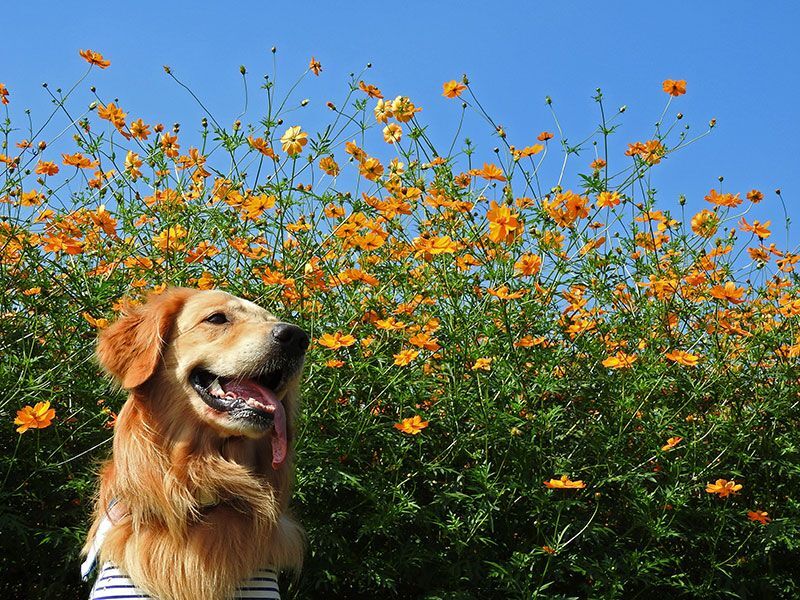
xmin=81 ymin=287 xmax=307 ymax=600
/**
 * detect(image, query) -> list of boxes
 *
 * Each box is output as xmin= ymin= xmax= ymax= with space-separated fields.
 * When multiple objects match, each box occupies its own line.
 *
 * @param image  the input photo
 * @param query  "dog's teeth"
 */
xmin=209 ymin=378 xmax=224 ymax=396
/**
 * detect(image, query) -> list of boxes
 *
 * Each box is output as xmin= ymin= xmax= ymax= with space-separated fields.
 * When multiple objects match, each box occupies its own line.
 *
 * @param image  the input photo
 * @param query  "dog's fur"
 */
xmin=83 ymin=288 xmax=305 ymax=600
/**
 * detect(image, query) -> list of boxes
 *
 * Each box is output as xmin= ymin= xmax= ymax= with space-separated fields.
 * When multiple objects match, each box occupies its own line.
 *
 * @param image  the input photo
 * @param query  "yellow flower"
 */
xmin=706 ymin=479 xmax=742 ymax=498
xmin=317 ymin=332 xmax=357 ymax=349
xmin=153 ymin=224 xmax=188 ymax=252
xmin=390 ymin=95 xmax=421 ymax=122
xmin=280 ymin=126 xmax=308 ymax=156
xmin=14 ymin=401 xmax=56 ymax=433
xmin=472 ymin=357 xmax=492 ymax=371
xmin=544 ymin=475 xmax=586 ymax=489
xmin=383 ymin=123 xmax=402 ymax=144
xmin=394 ymin=415 xmax=429 ymax=435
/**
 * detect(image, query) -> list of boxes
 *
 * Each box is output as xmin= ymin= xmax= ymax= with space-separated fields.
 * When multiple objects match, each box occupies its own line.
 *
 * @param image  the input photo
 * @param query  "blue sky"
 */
xmin=3 ymin=1 xmax=798 ymax=247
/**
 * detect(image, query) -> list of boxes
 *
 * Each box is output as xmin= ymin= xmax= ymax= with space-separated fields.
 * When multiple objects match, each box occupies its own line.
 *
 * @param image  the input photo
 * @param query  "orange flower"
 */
xmin=486 ymin=200 xmax=523 ymax=244
xmin=596 ymin=191 xmax=621 ymax=208
xmin=543 ymin=190 xmax=589 ymax=227
xmin=746 ymin=189 xmax=764 ymax=203
xmin=358 ymin=80 xmax=383 ymax=99
xmin=514 ymin=253 xmax=542 ymax=276
xmin=739 ymin=218 xmax=771 ymax=239
xmin=129 ymin=119 xmax=151 ymax=140
xmin=317 ymin=332 xmax=356 ymax=349
xmin=408 ymin=333 xmax=441 ymax=352
xmin=319 ymin=156 xmax=340 ymax=176
xmin=394 ymin=415 xmax=429 ymax=435
xmin=241 ymin=194 xmax=277 ymax=219
xmin=280 ymin=126 xmax=308 ymax=156
xmin=160 ymin=133 xmax=180 ymax=158
xmin=590 ymin=158 xmax=607 ymax=170
xmin=544 ymin=475 xmax=586 ymax=489
xmin=662 ymin=79 xmax=687 ymax=96
xmin=14 ymin=401 xmax=56 ymax=433
xmin=706 ymin=479 xmax=742 ymax=498
xmin=97 ymin=102 xmax=127 ymax=132
xmin=474 ymin=162 xmax=506 ymax=181
xmin=19 ymin=190 xmax=44 ymax=207
xmin=709 ymin=282 xmax=746 ymax=305
xmin=309 ymin=56 xmax=322 ymax=76
xmin=537 ymin=131 xmax=554 ymax=142
xmin=660 ymin=436 xmax=683 ymax=451
xmin=512 ymin=144 xmax=544 ymax=160
xmin=82 ymin=312 xmax=109 ymax=329
xmin=359 ymin=157 xmax=384 ymax=181
xmin=665 ymin=350 xmax=700 ymax=367
xmin=487 ymin=285 xmax=526 ymax=300
xmin=62 ymin=152 xmax=98 ymax=169
xmin=34 ymin=161 xmax=59 ymax=176
xmin=413 ymin=235 xmax=459 ymax=258
xmin=393 ymin=349 xmax=419 ymax=366
xmin=247 ymin=136 xmax=277 ymax=158
xmin=0 ymin=82 xmax=9 ymax=105
xmin=691 ymin=209 xmax=719 ymax=238
xmin=602 ymin=351 xmax=637 ymax=369
xmin=345 ymin=140 xmax=367 ymax=161
xmin=442 ymin=80 xmax=467 ymax=98
xmin=705 ymin=188 xmax=742 ymax=208
xmin=747 ymin=510 xmax=771 ymax=525
xmin=79 ymin=49 xmax=111 ymax=68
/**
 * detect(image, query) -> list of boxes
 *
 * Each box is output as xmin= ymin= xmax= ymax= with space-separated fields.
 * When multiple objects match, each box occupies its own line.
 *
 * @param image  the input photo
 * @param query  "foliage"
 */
xmin=1 ymin=53 xmax=799 ymax=599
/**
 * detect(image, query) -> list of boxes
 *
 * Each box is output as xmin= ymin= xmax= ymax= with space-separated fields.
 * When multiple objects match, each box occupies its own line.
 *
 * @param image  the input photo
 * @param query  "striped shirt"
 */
xmin=83 ymin=516 xmax=280 ymax=599
xmin=88 ymin=563 xmax=280 ymax=599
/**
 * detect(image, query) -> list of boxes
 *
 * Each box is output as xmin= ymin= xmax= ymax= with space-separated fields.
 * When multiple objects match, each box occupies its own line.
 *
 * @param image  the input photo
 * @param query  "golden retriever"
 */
xmin=82 ymin=287 xmax=307 ymax=600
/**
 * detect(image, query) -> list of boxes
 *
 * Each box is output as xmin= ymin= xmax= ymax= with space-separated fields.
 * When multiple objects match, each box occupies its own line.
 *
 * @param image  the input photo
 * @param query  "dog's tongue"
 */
xmin=221 ymin=379 xmax=287 ymax=470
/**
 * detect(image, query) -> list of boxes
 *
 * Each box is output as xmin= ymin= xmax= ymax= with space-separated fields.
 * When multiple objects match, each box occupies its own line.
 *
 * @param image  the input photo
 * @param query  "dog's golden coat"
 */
xmin=83 ymin=288 xmax=305 ymax=600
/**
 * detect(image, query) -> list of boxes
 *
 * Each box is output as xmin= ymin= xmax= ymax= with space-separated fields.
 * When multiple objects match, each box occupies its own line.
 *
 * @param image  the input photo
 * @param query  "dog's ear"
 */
xmin=97 ymin=287 xmax=194 ymax=389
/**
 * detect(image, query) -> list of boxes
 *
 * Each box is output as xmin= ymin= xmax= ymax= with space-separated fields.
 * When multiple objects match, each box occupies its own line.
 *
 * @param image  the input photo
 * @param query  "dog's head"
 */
xmin=97 ymin=287 xmax=308 ymax=469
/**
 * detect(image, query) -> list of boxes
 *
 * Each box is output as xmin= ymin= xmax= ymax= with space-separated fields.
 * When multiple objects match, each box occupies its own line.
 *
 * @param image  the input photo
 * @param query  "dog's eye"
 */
xmin=205 ymin=312 xmax=228 ymax=325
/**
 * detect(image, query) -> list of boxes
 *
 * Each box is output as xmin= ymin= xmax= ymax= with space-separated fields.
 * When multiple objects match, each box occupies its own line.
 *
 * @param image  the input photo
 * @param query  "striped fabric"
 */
xmin=88 ymin=563 xmax=281 ymax=599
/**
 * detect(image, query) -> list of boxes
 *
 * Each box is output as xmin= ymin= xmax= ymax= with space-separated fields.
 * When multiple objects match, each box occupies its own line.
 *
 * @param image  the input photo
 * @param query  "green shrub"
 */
xmin=1 ymin=55 xmax=798 ymax=598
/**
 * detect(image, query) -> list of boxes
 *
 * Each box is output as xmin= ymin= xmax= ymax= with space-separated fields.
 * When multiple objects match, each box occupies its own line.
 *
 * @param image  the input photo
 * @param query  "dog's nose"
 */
xmin=271 ymin=323 xmax=310 ymax=354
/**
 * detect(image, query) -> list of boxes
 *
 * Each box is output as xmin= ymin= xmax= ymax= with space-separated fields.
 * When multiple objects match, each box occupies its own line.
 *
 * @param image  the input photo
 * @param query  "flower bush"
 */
xmin=1 ymin=51 xmax=799 ymax=598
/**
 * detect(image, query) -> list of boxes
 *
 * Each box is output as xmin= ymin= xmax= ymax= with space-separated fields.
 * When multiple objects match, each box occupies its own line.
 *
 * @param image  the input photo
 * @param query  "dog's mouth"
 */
xmin=189 ymin=367 xmax=288 ymax=469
